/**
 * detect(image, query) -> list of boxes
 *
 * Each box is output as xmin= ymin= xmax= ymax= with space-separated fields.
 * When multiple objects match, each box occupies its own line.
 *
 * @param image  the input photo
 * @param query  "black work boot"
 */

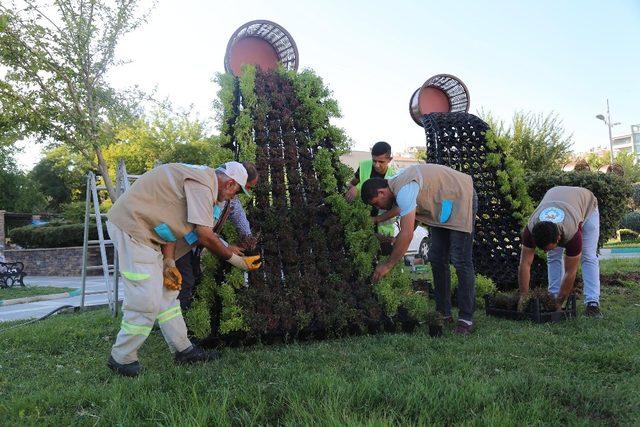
xmin=174 ymin=345 xmax=221 ymax=364
xmin=107 ymin=355 xmax=141 ymax=377
xmin=585 ymin=302 xmax=603 ymax=319
xmin=453 ymin=320 xmax=474 ymax=335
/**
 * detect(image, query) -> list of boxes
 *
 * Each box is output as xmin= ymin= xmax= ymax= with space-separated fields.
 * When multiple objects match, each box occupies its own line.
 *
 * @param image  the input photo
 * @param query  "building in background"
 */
xmin=611 ymin=124 xmax=640 ymax=162
xmin=339 ymin=150 xmax=425 ymax=174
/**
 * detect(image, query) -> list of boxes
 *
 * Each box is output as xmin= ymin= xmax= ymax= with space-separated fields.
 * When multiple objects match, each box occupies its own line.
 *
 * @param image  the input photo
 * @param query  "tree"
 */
xmin=0 ymin=145 xmax=20 ymax=210
xmin=479 ymin=110 xmax=573 ymax=174
xmin=585 ymin=150 xmax=640 ymax=183
xmin=584 ymin=150 xmax=611 ymax=171
xmin=30 ymin=146 xmax=90 ymax=209
xmin=0 ymin=0 xmax=151 ymax=201
xmin=102 ymin=110 xmax=230 ymax=175
xmin=407 ymin=146 xmax=427 ymax=161
xmin=613 ymin=151 xmax=640 ymax=183
xmin=0 ymin=147 xmax=48 ymax=212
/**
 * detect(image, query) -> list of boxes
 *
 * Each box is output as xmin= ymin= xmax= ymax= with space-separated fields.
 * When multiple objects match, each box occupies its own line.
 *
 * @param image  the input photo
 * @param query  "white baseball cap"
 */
xmin=217 ymin=161 xmax=250 ymax=196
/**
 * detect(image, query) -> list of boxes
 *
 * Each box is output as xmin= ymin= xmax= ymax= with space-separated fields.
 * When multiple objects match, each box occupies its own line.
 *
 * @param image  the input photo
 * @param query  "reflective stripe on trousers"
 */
xmin=106 ymin=221 xmax=192 ymax=364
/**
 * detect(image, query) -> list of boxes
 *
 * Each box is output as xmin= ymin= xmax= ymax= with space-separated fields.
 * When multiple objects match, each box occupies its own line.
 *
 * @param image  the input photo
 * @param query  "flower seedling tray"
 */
xmin=484 ymin=294 xmax=576 ymax=324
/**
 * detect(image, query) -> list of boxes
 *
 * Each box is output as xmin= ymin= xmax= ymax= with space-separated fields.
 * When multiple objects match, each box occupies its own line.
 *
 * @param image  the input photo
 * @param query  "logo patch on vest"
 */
xmin=539 ymin=207 xmax=565 ymax=223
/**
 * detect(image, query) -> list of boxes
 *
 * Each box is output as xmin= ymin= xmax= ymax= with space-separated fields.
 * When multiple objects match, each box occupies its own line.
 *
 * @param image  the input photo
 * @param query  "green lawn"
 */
xmin=0 ymin=260 xmax=639 ymax=425
xmin=0 ymin=286 xmax=75 ymax=300
xmin=597 ymin=257 xmax=640 ymax=275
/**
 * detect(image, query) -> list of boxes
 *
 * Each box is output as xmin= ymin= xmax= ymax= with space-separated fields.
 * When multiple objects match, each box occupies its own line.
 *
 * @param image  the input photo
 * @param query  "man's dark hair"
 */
xmin=531 ymin=221 xmax=560 ymax=249
xmin=242 ymin=161 xmax=258 ymax=183
xmin=361 ymin=178 xmax=389 ymax=204
xmin=371 ymin=141 xmax=392 ymax=157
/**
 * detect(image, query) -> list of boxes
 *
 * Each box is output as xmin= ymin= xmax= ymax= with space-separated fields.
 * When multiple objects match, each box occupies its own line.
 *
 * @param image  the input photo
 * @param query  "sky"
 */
xmin=16 ymin=0 xmax=640 ymax=169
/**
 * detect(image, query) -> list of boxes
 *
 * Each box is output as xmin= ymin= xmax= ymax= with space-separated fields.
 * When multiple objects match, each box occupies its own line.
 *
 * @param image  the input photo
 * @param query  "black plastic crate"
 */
xmin=484 ymin=294 xmax=577 ymax=323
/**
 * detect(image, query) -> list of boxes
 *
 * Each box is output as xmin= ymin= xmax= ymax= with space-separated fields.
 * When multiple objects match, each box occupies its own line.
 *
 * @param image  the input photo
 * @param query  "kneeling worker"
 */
xmin=518 ymin=186 xmax=601 ymax=317
xmin=361 ymin=164 xmax=478 ymax=335
xmin=106 ymin=161 xmax=261 ymax=377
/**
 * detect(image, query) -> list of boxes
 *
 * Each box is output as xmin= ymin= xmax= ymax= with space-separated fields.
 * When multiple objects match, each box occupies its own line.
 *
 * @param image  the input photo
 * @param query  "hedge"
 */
xmin=618 ymin=229 xmax=639 ymax=241
xmin=526 ymin=171 xmax=633 ymax=248
xmin=621 ymin=211 xmax=640 ymax=233
xmin=8 ymin=221 xmax=107 ymax=248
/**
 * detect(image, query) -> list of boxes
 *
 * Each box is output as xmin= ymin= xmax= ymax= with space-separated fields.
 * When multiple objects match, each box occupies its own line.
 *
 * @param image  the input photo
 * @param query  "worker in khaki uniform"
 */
xmin=361 ymin=164 xmax=478 ymax=335
xmin=177 ymin=162 xmax=259 ymax=312
xmin=106 ymin=162 xmax=261 ymax=377
xmin=518 ymin=186 xmax=601 ymax=317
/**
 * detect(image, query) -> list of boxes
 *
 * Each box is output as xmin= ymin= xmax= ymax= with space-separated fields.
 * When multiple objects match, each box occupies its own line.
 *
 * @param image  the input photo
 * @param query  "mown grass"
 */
xmin=603 ymin=237 xmax=640 ymax=248
xmin=597 ymin=257 xmax=640 ymax=275
xmin=0 ymin=260 xmax=639 ymax=425
xmin=0 ymin=286 xmax=74 ymax=300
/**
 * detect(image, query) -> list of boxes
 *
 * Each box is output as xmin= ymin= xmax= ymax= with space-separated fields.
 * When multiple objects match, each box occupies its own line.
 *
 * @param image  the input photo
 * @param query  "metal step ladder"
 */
xmin=79 ymin=160 xmax=141 ymax=316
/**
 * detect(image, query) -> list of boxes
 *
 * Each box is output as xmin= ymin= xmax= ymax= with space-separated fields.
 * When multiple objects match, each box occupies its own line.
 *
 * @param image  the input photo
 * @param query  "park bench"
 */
xmin=0 ymin=261 xmax=26 ymax=288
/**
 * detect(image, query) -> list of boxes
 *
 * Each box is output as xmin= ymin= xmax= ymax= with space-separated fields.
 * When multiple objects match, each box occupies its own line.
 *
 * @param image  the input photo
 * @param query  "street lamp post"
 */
xmin=596 ymin=99 xmax=620 ymax=163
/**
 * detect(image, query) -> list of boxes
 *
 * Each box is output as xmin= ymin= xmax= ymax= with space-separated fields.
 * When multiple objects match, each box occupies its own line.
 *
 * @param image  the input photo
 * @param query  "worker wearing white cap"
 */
xmin=105 ymin=161 xmax=261 ymax=377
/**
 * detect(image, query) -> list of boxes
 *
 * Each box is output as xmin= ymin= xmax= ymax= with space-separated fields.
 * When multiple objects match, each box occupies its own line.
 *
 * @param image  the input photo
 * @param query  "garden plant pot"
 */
xmin=484 ymin=293 xmax=577 ymax=324
xmin=428 ymin=324 xmax=443 ymax=338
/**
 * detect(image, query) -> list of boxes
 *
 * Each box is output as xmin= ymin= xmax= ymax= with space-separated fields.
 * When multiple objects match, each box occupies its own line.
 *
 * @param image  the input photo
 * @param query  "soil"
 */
xmin=601 ymin=272 xmax=640 ymax=287
xmin=487 ymin=288 xmax=558 ymax=313
xmin=411 ymin=279 xmax=431 ymax=294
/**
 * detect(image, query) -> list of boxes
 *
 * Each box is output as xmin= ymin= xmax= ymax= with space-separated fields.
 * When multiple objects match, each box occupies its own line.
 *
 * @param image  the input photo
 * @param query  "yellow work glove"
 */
xmin=163 ymin=258 xmax=182 ymax=291
xmin=226 ymin=254 xmax=262 ymax=271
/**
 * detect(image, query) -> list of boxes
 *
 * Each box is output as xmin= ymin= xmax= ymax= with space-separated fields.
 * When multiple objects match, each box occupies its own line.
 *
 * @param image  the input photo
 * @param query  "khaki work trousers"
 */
xmin=107 ymin=221 xmax=192 ymax=364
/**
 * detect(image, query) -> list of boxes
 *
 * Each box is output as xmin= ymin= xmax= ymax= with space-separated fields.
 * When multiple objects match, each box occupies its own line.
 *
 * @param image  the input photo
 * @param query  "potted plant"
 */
xmin=425 ymin=311 xmax=444 ymax=337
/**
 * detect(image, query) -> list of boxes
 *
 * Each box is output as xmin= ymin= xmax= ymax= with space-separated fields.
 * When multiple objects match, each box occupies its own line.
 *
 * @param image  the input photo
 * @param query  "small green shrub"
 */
xmin=375 ymin=262 xmax=428 ymax=320
xmin=483 ymin=130 xmax=534 ymax=224
xmin=62 ymin=201 xmax=87 ymax=222
xmin=621 ymin=211 xmax=640 ymax=233
xmin=425 ymin=310 xmax=444 ymax=327
xmin=475 ymin=274 xmax=497 ymax=308
xmin=618 ymin=229 xmax=639 ymax=242
xmin=185 ymin=250 xmax=220 ymax=339
xmin=450 ymin=271 xmax=496 ymax=308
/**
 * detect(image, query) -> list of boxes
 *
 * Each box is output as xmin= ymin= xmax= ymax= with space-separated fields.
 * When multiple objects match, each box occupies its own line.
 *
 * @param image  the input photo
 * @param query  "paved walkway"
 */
xmin=599 ymin=248 xmax=640 ymax=260
xmin=0 ymin=276 xmax=123 ymax=322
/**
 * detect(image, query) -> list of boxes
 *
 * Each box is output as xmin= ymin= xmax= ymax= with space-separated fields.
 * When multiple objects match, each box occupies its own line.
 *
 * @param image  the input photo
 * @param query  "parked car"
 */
xmin=388 ymin=220 xmax=430 ymax=261
xmin=407 ymin=224 xmax=430 ymax=261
